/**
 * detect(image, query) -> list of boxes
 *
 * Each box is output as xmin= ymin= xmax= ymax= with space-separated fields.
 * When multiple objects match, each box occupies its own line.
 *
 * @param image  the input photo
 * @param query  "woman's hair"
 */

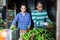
xmin=19 ymin=3 xmax=27 ymax=8
xmin=19 ymin=3 xmax=29 ymax=12
xmin=36 ymin=2 xmax=43 ymax=6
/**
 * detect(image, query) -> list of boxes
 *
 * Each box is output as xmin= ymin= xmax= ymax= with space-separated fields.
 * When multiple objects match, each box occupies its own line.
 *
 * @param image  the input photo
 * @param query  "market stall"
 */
xmin=22 ymin=22 xmax=56 ymax=40
xmin=0 ymin=0 xmax=56 ymax=40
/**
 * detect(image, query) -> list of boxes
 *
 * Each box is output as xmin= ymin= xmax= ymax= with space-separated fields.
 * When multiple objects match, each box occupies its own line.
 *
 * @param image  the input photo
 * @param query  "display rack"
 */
xmin=6 ymin=4 xmax=16 ymax=28
xmin=0 ymin=0 xmax=6 ymax=28
xmin=0 ymin=0 xmax=3 ymax=10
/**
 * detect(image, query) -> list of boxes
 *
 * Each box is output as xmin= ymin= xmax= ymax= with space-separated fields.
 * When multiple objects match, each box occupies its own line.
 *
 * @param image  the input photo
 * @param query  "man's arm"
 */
xmin=43 ymin=12 xmax=51 ymax=26
xmin=45 ymin=12 xmax=51 ymax=22
xmin=39 ymin=12 xmax=51 ymax=26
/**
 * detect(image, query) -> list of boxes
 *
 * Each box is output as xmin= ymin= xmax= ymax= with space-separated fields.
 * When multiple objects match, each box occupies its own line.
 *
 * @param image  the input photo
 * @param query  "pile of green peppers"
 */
xmin=22 ymin=28 xmax=55 ymax=40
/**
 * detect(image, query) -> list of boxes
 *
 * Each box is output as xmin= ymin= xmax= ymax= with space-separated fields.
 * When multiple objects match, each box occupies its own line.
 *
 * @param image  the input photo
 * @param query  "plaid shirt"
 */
xmin=11 ymin=12 xmax=31 ymax=30
xmin=31 ymin=10 xmax=51 ymax=27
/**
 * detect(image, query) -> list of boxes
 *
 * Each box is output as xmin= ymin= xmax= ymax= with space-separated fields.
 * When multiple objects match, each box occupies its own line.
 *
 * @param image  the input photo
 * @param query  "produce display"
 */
xmin=10 ymin=26 xmax=18 ymax=31
xmin=0 ymin=13 xmax=6 ymax=28
xmin=0 ymin=19 xmax=5 ymax=28
xmin=0 ymin=21 xmax=56 ymax=40
xmin=7 ymin=22 xmax=12 ymax=28
xmin=0 ymin=19 xmax=4 ymax=25
xmin=0 ymin=0 xmax=3 ymax=12
xmin=47 ymin=22 xmax=56 ymax=28
xmin=0 ymin=13 xmax=3 ymax=25
xmin=22 ymin=28 xmax=55 ymax=40
xmin=22 ymin=22 xmax=56 ymax=40
xmin=7 ymin=10 xmax=16 ymax=21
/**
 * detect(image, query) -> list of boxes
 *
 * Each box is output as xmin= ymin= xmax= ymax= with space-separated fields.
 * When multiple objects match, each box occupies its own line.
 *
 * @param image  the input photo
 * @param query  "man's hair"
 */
xmin=36 ymin=2 xmax=43 ymax=6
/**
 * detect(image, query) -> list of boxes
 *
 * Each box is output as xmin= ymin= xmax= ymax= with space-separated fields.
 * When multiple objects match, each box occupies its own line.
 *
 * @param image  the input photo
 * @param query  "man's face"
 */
xmin=20 ymin=5 xmax=26 ymax=12
xmin=36 ymin=3 xmax=43 ymax=11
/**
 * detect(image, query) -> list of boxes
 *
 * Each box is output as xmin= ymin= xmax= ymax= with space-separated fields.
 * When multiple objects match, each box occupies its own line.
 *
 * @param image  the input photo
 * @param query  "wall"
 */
xmin=57 ymin=0 xmax=60 ymax=40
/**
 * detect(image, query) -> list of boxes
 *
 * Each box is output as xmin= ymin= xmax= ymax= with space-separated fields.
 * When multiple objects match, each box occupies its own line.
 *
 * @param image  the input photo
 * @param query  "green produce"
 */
xmin=47 ymin=22 xmax=56 ymax=28
xmin=22 ymin=28 xmax=55 ymax=40
xmin=0 ymin=27 xmax=3 ymax=31
xmin=10 ymin=26 xmax=18 ymax=31
xmin=0 ymin=20 xmax=4 ymax=25
xmin=7 ymin=10 xmax=15 ymax=21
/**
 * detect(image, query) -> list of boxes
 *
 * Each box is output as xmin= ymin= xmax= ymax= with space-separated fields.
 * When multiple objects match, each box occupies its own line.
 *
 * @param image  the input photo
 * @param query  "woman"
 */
xmin=11 ymin=4 xmax=31 ymax=40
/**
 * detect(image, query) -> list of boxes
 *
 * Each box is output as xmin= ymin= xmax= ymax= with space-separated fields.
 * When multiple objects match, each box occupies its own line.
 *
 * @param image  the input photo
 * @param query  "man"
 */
xmin=31 ymin=2 xmax=51 ymax=28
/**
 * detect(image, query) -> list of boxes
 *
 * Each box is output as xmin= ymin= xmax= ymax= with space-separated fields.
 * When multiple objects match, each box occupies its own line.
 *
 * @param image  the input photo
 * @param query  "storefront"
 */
xmin=7 ymin=0 xmax=56 ymax=21
xmin=1 ymin=0 xmax=60 ymax=40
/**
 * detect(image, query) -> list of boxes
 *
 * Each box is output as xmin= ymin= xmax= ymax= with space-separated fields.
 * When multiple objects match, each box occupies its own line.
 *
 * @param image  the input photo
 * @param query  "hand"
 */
xmin=27 ymin=27 xmax=31 ymax=32
xmin=46 ymin=25 xmax=49 ymax=28
xmin=10 ymin=25 xmax=15 ymax=29
xmin=44 ymin=22 xmax=48 ymax=26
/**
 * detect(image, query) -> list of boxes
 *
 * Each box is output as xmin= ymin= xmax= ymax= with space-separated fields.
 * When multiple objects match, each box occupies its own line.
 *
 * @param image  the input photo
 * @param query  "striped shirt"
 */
xmin=31 ymin=10 xmax=51 ymax=27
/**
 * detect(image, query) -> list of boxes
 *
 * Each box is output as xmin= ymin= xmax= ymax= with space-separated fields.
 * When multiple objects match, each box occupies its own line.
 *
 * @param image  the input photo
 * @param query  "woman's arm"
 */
xmin=11 ymin=14 xmax=19 ymax=26
xmin=28 ymin=14 xmax=31 ymax=27
xmin=27 ymin=13 xmax=31 ymax=31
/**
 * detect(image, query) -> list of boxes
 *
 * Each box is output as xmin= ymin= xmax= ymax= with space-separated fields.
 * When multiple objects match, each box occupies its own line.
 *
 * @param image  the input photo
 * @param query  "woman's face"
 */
xmin=20 ymin=5 xmax=26 ymax=13
xmin=36 ymin=3 xmax=43 ymax=11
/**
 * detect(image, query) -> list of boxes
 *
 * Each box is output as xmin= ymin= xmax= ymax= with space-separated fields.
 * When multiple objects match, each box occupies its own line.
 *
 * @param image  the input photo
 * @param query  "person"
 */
xmin=10 ymin=4 xmax=31 ymax=40
xmin=31 ymin=2 xmax=51 ymax=28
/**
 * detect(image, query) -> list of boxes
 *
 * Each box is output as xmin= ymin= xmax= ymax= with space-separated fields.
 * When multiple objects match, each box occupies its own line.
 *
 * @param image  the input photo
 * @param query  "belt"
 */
xmin=20 ymin=30 xmax=27 ymax=33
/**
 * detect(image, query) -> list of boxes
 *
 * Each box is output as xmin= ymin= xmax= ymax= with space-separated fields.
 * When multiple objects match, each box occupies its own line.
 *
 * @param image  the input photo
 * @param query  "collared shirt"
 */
xmin=31 ymin=10 xmax=51 ymax=27
xmin=11 ymin=12 xmax=31 ymax=30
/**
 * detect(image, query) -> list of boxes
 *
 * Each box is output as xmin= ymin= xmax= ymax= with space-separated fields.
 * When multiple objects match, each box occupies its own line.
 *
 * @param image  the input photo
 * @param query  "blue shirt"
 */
xmin=11 ymin=12 xmax=31 ymax=30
